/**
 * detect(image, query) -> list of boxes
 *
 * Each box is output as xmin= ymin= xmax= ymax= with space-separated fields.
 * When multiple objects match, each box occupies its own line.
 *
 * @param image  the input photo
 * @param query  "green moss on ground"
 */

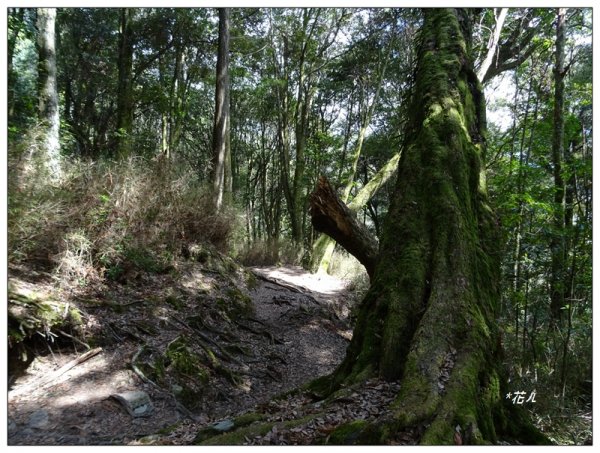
xmin=163 ymin=336 xmax=210 ymax=410
xmin=196 ymin=422 xmax=275 ymax=445
xmin=195 ymin=412 xmax=322 ymax=445
xmin=326 ymin=420 xmax=373 ymax=445
xmin=8 ymin=280 xmax=83 ymax=352
xmin=233 ymin=412 xmax=266 ymax=427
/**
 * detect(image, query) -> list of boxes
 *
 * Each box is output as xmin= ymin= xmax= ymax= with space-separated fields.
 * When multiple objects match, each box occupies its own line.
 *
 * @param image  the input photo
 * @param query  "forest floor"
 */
xmin=7 ymin=256 xmax=591 ymax=445
xmin=7 ymin=257 xmax=360 ymax=446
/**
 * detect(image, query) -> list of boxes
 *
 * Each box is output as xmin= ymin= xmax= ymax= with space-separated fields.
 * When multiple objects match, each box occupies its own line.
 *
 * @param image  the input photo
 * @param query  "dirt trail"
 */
xmin=7 ymin=264 xmax=353 ymax=446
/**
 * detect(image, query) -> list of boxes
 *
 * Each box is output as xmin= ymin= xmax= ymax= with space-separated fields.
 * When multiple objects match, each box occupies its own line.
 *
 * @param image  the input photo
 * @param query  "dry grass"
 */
xmin=237 ymin=239 xmax=303 ymax=267
xmin=8 ymin=132 xmax=238 ymax=288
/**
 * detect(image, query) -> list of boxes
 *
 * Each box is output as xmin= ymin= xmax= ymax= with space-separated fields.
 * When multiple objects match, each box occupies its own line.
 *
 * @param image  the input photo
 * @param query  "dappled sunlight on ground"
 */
xmin=8 ymin=341 xmax=180 ymax=445
xmin=179 ymin=268 xmax=217 ymax=292
xmin=253 ymin=265 xmax=349 ymax=296
xmin=9 ymin=263 xmax=354 ymax=445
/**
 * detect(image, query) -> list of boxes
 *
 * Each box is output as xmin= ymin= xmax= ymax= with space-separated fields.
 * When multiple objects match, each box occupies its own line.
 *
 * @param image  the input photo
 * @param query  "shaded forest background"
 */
xmin=7 ymin=7 xmax=592 ymax=444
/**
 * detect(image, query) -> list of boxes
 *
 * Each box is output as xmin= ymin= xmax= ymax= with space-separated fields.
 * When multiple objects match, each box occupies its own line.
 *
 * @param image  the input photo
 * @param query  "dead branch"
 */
xmin=309 ymin=176 xmax=379 ymax=278
xmin=9 ymin=347 xmax=102 ymax=399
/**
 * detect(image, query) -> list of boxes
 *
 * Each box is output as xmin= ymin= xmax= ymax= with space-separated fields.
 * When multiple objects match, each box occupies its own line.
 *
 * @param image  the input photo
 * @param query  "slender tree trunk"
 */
xmin=168 ymin=42 xmax=187 ymax=156
xmin=512 ymin=69 xmax=537 ymax=355
xmin=37 ymin=7 xmax=61 ymax=180
xmin=550 ymin=8 xmax=567 ymax=322
xmin=274 ymin=34 xmax=296 ymax=246
xmin=224 ymin=128 xmax=233 ymax=194
xmin=506 ymin=69 xmax=520 ymax=182
xmin=336 ymin=95 xmax=356 ymax=182
xmin=8 ymin=8 xmax=25 ymax=123
xmin=115 ymin=8 xmax=134 ymax=158
xmin=312 ymin=9 xmax=547 ymax=444
xmin=291 ymin=78 xmax=312 ymax=246
xmin=211 ymin=8 xmax=231 ymax=212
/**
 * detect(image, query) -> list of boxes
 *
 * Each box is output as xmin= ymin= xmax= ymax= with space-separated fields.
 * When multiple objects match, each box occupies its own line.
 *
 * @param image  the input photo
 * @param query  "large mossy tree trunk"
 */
xmin=320 ymin=9 xmax=548 ymax=445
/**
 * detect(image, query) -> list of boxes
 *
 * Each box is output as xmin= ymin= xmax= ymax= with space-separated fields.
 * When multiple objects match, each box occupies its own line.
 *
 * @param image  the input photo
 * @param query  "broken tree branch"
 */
xmin=309 ymin=176 xmax=379 ymax=279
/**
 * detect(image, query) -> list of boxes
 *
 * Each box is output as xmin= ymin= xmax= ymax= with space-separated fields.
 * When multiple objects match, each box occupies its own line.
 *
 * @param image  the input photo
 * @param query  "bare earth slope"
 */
xmin=7 ymin=262 xmax=353 ymax=446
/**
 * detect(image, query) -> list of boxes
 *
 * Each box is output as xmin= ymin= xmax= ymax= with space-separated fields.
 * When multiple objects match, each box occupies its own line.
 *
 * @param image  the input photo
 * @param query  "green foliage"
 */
xmin=483 ymin=10 xmax=592 ymax=441
xmin=8 ymin=8 xmax=38 ymax=128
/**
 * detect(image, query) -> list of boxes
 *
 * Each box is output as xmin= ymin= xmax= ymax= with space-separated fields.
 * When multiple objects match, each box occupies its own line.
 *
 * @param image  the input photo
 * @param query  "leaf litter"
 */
xmin=7 ymin=257 xmax=374 ymax=445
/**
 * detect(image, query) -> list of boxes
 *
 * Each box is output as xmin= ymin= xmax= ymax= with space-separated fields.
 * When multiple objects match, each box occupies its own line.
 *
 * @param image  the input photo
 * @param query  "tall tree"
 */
xmin=212 ymin=7 xmax=231 ymax=212
xmin=271 ymin=8 xmax=347 ymax=249
xmin=36 ymin=7 xmax=61 ymax=179
xmin=549 ymin=8 xmax=567 ymax=322
xmin=115 ymin=8 xmax=134 ymax=158
xmin=312 ymin=8 xmax=546 ymax=444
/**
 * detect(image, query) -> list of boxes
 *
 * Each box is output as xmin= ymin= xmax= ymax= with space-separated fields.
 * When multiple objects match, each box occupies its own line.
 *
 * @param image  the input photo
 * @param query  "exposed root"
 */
xmin=57 ymin=328 xmax=90 ymax=350
xmin=234 ymin=320 xmax=283 ymax=344
xmin=131 ymin=345 xmax=160 ymax=388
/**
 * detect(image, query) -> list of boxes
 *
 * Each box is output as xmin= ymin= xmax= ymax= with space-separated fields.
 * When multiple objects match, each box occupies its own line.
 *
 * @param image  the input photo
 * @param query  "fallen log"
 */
xmin=309 ymin=176 xmax=378 ymax=279
xmin=9 ymin=347 xmax=103 ymax=399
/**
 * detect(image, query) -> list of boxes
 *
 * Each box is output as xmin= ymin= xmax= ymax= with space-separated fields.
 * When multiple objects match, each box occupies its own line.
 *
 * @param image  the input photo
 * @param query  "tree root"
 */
xmin=234 ymin=320 xmax=283 ymax=344
xmin=171 ymin=315 xmax=245 ymax=367
xmin=131 ymin=345 xmax=160 ymax=388
xmin=193 ymin=338 xmax=242 ymax=386
xmin=57 ymin=328 xmax=90 ymax=350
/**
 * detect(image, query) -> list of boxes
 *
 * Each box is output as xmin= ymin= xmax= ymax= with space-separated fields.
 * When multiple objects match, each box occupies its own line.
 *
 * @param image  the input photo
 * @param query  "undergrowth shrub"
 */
xmin=237 ymin=239 xmax=302 ymax=267
xmin=327 ymin=248 xmax=370 ymax=310
xmin=8 ymin=131 xmax=238 ymax=288
xmin=327 ymin=247 xmax=367 ymax=282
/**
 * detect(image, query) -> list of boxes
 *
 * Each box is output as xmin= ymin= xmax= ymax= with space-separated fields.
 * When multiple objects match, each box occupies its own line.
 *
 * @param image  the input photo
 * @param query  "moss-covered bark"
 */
xmin=115 ymin=8 xmax=134 ymax=158
xmin=8 ymin=279 xmax=84 ymax=374
xmin=325 ymin=9 xmax=548 ymax=445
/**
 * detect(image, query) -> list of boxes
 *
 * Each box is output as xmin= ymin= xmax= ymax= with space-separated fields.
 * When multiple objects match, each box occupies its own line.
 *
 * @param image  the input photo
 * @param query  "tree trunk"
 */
xmin=211 ymin=8 xmax=231 ymax=212
xmin=310 ymin=151 xmax=400 ymax=274
xmin=168 ymin=42 xmax=187 ymax=157
xmin=310 ymin=176 xmax=379 ymax=279
xmin=290 ymin=77 xmax=313 ymax=247
xmin=477 ymin=9 xmax=540 ymax=84
xmin=37 ymin=7 xmax=61 ymax=180
xmin=316 ymin=9 xmax=547 ymax=444
xmin=549 ymin=8 xmax=567 ymax=322
xmin=477 ymin=8 xmax=509 ymax=83
xmin=115 ymin=8 xmax=134 ymax=158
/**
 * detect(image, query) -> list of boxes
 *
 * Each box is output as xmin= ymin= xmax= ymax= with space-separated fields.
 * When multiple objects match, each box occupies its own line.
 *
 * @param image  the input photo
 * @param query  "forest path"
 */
xmin=7 ymin=264 xmax=353 ymax=446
